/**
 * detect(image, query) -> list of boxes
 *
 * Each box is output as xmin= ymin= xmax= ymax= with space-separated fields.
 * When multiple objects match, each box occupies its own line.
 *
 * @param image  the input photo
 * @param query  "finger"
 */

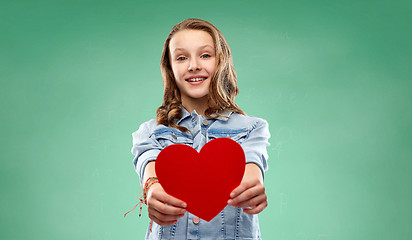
xmin=231 ymin=193 xmax=267 ymax=209
xmin=150 ymin=186 xmax=187 ymax=209
xmin=159 ymin=191 xmax=187 ymax=208
xmin=230 ymin=179 xmax=259 ymax=199
xmin=148 ymin=198 xmax=187 ymax=216
xmin=149 ymin=207 xmax=186 ymax=222
xmin=149 ymin=213 xmax=179 ymax=226
xmin=243 ymin=201 xmax=268 ymax=215
xmin=228 ymin=184 xmax=265 ymax=206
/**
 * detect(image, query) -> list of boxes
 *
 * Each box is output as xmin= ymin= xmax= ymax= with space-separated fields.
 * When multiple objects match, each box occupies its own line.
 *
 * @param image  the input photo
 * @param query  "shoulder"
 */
xmin=139 ymin=118 xmax=159 ymax=129
xmin=132 ymin=118 xmax=187 ymax=138
xmin=226 ymin=113 xmax=269 ymax=130
xmin=132 ymin=118 xmax=158 ymax=137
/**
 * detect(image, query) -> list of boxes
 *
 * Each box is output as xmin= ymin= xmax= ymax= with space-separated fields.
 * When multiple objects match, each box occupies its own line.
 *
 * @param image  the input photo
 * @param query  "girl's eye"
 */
xmin=201 ymin=54 xmax=211 ymax=58
xmin=177 ymin=56 xmax=186 ymax=61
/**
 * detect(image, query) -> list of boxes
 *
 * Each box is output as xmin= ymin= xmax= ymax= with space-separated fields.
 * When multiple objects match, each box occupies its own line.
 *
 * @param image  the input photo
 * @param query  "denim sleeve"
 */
xmin=131 ymin=121 xmax=162 ymax=184
xmin=242 ymin=118 xmax=270 ymax=179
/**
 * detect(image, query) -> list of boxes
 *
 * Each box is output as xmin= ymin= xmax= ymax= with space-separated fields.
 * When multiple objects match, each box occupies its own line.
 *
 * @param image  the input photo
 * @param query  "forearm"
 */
xmin=142 ymin=161 xmax=157 ymax=187
xmin=243 ymin=163 xmax=263 ymax=184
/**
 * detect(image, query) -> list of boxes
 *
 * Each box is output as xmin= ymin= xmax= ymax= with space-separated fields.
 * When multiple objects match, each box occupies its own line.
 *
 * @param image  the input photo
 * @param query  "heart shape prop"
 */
xmin=155 ymin=138 xmax=245 ymax=221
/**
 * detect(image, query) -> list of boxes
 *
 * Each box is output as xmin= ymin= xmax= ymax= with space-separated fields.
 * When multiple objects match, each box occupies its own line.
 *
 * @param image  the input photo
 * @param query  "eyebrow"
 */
xmin=172 ymin=45 xmax=214 ymax=53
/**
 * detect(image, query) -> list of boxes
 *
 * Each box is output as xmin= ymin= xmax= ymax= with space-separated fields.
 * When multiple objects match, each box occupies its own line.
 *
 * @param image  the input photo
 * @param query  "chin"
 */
xmin=190 ymin=92 xmax=209 ymax=99
xmin=185 ymin=90 xmax=208 ymax=99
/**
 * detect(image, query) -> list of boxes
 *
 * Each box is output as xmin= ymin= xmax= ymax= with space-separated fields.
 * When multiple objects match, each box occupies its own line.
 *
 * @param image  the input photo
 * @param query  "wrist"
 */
xmin=143 ymin=177 xmax=159 ymax=204
xmin=146 ymin=182 xmax=160 ymax=196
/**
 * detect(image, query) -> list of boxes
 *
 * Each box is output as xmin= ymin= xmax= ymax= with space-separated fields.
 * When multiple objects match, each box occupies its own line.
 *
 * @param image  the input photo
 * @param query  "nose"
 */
xmin=188 ymin=59 xmax=201 ymax=72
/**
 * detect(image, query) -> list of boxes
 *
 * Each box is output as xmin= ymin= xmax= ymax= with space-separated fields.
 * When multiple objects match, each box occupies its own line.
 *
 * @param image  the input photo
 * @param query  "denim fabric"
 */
xmin=131 ymin=107 xmax=270 ymax=240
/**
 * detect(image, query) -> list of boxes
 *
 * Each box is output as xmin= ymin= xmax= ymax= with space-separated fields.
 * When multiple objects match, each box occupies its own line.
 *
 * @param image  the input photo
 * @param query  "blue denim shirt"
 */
xmin=131 ymin=107 xmax=270 ymax=240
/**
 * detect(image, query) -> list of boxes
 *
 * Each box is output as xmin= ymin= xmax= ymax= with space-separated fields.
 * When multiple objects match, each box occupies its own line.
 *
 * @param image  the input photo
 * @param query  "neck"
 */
xmin=181 ymin=96 xmax=208 ymax=116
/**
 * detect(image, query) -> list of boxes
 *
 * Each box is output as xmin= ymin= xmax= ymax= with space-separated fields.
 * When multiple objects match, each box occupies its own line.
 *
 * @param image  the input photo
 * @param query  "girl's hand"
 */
xmin=227 ymin=164 xmax=268 ymax=215
xmin=146 ymin=183 xmax=187 ymax=226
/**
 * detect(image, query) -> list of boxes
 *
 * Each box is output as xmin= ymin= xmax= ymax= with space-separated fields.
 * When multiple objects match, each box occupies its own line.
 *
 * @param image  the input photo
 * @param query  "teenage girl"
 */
xmin=131 ymin=18 xmax=270 ymax=240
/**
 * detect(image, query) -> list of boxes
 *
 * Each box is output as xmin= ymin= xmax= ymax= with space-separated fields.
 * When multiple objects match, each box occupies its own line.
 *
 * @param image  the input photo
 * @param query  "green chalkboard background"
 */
xmin=1 ymin=0 xmax=411 ymax=239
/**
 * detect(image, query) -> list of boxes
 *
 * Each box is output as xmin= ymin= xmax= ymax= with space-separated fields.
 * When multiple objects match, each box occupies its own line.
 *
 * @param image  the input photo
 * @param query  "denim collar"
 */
xmin=177 ymin=106 xmax=232 ymax=124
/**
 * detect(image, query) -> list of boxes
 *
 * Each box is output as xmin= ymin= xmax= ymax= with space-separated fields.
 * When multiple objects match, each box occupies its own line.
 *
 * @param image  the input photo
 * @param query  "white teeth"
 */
xmin=187 ymin=78 xmax=206 ymax=82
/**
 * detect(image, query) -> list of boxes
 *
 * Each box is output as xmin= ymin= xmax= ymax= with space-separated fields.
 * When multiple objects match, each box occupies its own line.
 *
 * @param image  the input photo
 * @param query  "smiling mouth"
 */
xmin=186 ymin=77 xmax=207 ymax=82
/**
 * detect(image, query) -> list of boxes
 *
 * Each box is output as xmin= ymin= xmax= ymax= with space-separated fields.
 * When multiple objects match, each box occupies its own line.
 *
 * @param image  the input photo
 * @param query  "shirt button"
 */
xmin=202 ymin=119 xmax=209 ymax=125
xmin=193 ymin=216 xmax=200 ymax=224
xmin=172 ymin=133 xmax=177 ymax=139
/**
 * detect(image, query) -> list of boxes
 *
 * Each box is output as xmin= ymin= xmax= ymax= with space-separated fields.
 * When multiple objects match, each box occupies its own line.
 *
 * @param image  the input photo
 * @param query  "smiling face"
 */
xmin=169 ymin=29 xmax=217 ymax=109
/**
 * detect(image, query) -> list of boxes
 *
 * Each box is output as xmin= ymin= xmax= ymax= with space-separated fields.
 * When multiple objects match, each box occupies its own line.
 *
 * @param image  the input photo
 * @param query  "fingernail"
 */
xmin=230 ymin=193 xmax=235 ymax=198
xmin=182 ymin=203 xmax=187 ymax=208
xmin=228 ymin=199 xmax=233 ymax=205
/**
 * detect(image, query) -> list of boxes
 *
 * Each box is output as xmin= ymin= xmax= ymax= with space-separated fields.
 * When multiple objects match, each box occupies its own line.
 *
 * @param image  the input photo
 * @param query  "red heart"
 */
xmin=155 ymin=138 xmax=245 ymax=221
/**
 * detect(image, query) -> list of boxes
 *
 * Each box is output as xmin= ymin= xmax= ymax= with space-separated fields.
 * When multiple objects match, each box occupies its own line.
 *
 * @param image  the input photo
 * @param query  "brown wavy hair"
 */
xmin=156 ymin=18 xmax=245 ymax=132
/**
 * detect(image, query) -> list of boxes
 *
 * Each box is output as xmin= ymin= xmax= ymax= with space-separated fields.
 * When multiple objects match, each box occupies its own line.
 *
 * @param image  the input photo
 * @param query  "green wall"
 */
xmin=1 ymin=0 xmax=411 ymax=239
